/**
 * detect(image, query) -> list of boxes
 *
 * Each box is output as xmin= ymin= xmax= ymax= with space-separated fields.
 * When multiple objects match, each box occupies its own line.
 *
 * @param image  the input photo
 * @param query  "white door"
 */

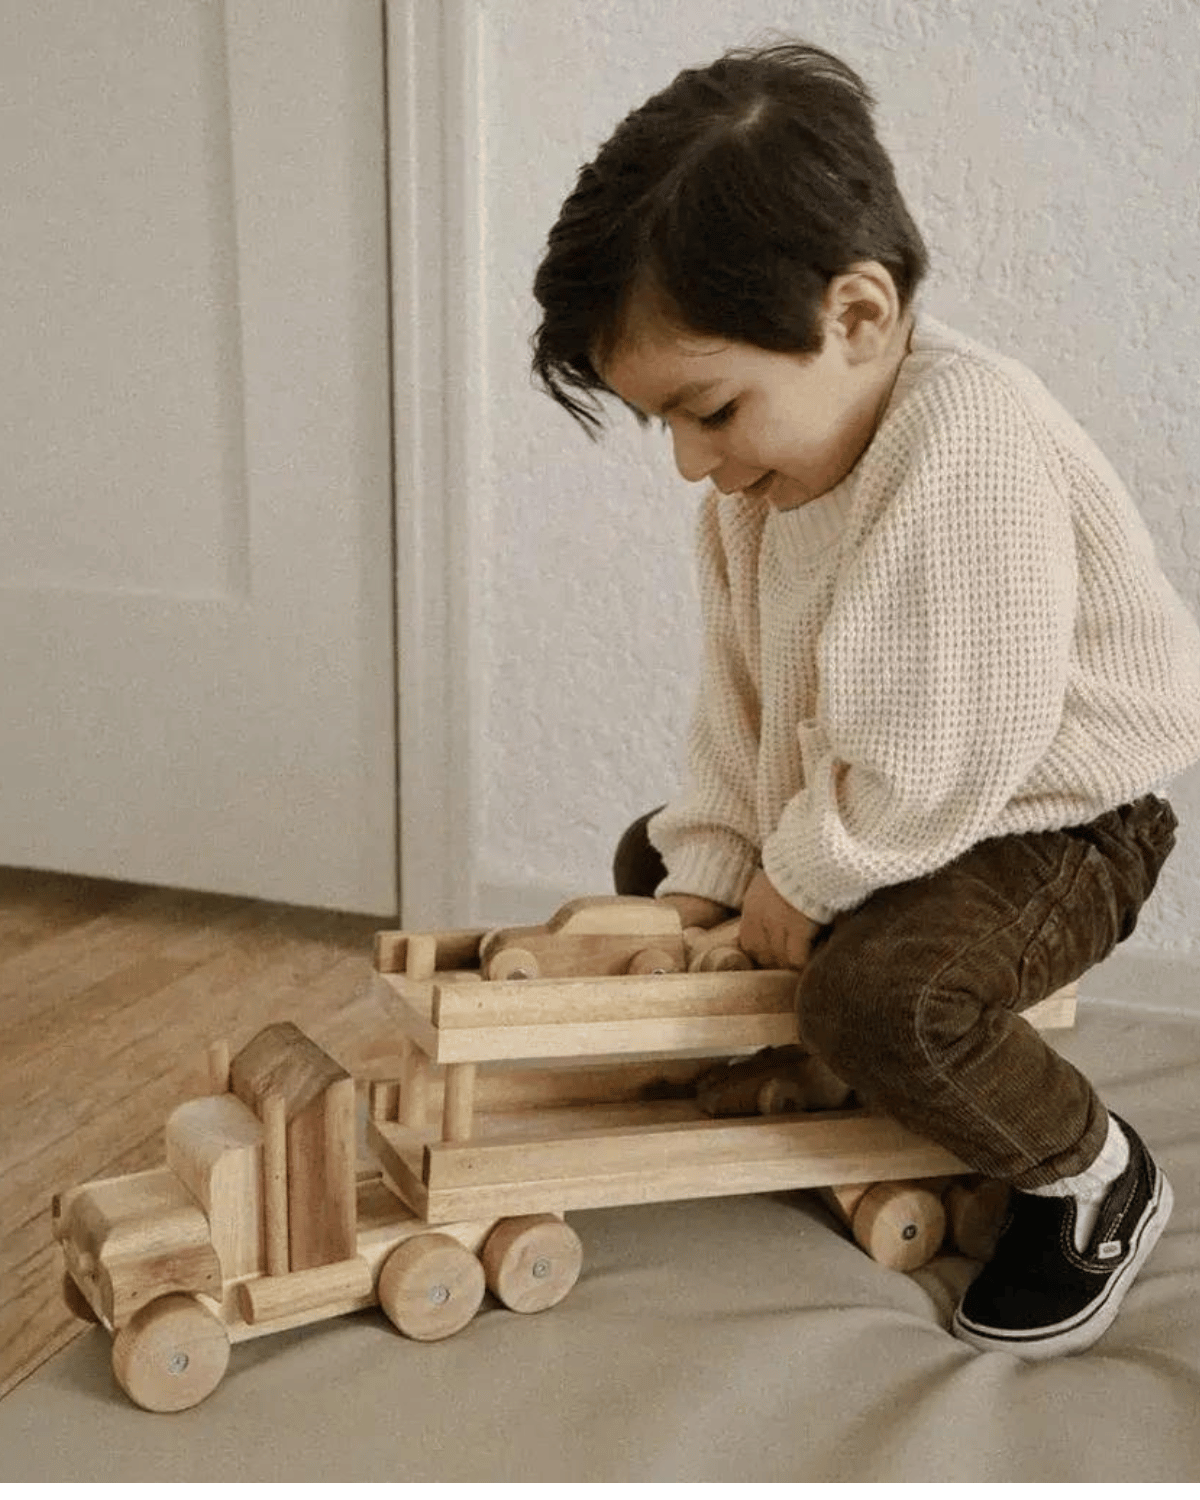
xmin=1 ymin=0 xmax=397 ymax=913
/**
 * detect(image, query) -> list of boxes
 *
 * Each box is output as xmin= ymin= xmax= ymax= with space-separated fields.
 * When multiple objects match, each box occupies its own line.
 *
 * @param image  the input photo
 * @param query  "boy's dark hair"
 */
xmin=531 ymin=40 xmax=929 ymax=434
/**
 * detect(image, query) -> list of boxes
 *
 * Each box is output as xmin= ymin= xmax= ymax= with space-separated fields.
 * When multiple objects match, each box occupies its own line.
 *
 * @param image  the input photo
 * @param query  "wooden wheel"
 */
xmin=111 ymin=1294 xmax=230 ymax=1412
xmin=945 ymin=1178 xmax=1011 ymax=1261
xmin=626 ymin=947 xmax=682 ymax=975
xmin=793 ymin=1054 xmax=854 ymax=1111
xmin=851 ymin=1181 xmax=947 ymax=1272
xmin=481 ymin=1214 xmax=583 ymax=1313
xmin=378 ymin=1234 xmax=485 ymax=1341
xmin=689 ymin=944 xmax=753 ymax=972
xmin=61 ymin=1271 xmax=100 ymax=1324
xmin=486 ymin=946 xmax=540 ymax=981
xmin=755 ymin=1077 xmax=804 ymax=1115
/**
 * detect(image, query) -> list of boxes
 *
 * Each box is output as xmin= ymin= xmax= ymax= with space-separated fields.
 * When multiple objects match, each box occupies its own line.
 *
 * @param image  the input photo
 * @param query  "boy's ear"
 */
xmin=824 ymin=262 xmax=902 ymax=364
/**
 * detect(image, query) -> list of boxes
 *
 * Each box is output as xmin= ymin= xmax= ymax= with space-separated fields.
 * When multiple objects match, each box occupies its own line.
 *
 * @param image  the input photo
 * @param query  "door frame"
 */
xmin=387 ymin=0 xmax=484 ymax=926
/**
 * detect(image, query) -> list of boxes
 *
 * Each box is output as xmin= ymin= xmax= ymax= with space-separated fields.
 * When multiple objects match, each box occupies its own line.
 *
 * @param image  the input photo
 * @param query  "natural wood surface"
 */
xmin=0 ymin=866 xmax=398 ymax=1401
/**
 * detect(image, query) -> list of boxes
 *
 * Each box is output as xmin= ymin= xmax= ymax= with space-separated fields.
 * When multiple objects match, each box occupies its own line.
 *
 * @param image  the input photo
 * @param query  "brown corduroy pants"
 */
xmin=613 ymin=795 xmax=1177 ymax=1187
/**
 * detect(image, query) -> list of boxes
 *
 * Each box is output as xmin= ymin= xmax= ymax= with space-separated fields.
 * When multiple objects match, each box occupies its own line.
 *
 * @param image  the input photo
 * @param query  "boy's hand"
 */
xmin=739 ymin=870 xmax=821 ymax=971
xmin=657 ymin=893 xmax=734 ymax=931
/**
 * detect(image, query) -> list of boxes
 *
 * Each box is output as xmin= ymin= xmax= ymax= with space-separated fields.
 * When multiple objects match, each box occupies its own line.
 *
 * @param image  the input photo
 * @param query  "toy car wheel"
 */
xmin=486 ymin=946 xmax=540 ymax=981
xmin=626 ymin=947 xmax=682 ymax=975
xmin=111 ymin=1293 xmax=230 ymax=1412
xmin=689 ymin=944 xmax=754 ymax=973
xmin=481 ymin=1214 xmax=583 ymax=1313
xmin=378 ymin=1234 xmax=486 ymax=1341
xmin=851 ymin=1181 xmax=947 ymax=1272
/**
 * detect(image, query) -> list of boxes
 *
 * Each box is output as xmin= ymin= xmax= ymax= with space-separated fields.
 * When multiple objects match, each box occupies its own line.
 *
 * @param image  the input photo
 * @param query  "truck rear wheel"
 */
xmin=378 ymin=1234 xmax=485 ymax=1340
xmin=481 ymin=1214 xmax=583 ymax=1313
xmin=111 ymin=1293 xmax=230 ymax=1412
xmin=851 ymin=1181 xmax=947 ymax=1272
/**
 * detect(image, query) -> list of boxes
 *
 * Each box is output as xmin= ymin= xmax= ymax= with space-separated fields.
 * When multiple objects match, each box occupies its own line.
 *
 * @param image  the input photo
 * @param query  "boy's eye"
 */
xmin=655 ymin=400 xmax=738 ymax=435
xmin=699 ymin=400 xmax=738 ymax=430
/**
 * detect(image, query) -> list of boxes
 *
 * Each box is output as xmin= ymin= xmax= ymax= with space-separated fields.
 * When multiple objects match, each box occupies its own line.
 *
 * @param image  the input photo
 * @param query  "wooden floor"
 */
xmin=0 ymin=866 xmax=406 ymax=1400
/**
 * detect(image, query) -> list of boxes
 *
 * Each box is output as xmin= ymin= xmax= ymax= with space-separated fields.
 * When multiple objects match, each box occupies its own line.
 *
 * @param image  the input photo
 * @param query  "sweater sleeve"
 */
xmin=649 ymin=489 xmax=765 ymax=908
xmin=762 ymin=359 xmax=1078 ymax=923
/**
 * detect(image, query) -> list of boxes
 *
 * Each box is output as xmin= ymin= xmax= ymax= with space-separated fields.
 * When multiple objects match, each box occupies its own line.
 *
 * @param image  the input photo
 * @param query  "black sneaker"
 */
xmin=952 ymin=1116 xmax=1173 ymax=1358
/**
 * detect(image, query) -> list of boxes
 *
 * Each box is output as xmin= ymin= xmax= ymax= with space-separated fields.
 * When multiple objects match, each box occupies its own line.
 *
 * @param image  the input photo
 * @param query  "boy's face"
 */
xmin=600 ymin=304 xmax=902 ymax=510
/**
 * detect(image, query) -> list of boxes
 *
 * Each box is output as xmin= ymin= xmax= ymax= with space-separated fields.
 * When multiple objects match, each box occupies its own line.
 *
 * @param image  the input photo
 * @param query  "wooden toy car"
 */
xmin=54 ymin=898 xmax=1076 ymax=1412
xmin=476 ymin=896 xmax=757 ymax=980
xmin=479 ymin=894 xmax=695 ymax=979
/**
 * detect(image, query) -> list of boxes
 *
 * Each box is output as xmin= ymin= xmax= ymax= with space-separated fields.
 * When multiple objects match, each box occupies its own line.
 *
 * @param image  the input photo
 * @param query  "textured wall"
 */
xmin=469 ymin=0 xmax=1200 ymax=954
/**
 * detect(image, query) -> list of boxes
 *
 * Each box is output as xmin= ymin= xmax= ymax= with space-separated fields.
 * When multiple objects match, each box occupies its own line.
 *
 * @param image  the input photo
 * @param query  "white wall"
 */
xmin=448 ymin=0 xmax=1200 ymax=958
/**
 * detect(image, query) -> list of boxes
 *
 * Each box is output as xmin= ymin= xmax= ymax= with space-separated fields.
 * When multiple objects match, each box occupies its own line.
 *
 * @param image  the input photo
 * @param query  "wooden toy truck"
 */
xmin=54 ymin=898 xmax=1076 ymax=1412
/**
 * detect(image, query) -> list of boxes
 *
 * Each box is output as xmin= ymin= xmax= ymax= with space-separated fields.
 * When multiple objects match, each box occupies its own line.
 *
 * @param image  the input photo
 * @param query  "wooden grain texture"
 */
xmin=0 ymin=866 xmax=393 ymax=1401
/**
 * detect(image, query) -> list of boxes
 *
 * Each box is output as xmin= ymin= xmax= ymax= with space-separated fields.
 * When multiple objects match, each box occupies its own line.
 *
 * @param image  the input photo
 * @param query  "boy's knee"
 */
xmin=798 ymin=941 xmax=970 ymax=1086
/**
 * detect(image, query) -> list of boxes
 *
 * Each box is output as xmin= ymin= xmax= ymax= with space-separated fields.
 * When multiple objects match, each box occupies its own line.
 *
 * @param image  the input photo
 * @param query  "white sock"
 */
xmin=1026 ymin=1115 xmax=1130 ymax=1252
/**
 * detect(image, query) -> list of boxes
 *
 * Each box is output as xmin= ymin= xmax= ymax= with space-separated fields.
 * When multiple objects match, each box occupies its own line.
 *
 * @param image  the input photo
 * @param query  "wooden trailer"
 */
xmin=54 ymin=897 xmax=1076 ymax=1413
xmin=368 ymin=897 xmax=1076 ymax=1265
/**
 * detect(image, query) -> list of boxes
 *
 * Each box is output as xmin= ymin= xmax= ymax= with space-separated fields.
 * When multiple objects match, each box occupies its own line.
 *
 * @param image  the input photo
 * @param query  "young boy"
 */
xmin=530 ymin=41 xmax=1200 ymax=1358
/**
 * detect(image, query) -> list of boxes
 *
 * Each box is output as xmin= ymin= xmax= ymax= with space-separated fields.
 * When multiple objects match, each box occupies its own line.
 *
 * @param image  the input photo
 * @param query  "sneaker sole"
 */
xmin=951 ymin=1167 xmax=1173 ymax=1359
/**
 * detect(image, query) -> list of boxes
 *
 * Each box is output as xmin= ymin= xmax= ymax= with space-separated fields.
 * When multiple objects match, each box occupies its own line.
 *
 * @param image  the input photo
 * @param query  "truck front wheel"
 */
xmin=111 ymin=1293 xmax=230 ymax=1412
xmin=61 ymin=1272 xmax=100 ymax=1324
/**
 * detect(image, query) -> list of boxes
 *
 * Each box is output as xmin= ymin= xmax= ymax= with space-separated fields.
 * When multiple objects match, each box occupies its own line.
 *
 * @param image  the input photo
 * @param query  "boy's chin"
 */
xmin=764 ymin=475 xmax=815 ymax=510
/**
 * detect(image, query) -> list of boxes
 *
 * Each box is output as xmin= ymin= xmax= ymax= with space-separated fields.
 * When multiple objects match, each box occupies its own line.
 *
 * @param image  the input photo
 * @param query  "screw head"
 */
xmin=428 ymin=1283 xmax=451 ymax=1305
xmin=168 ymin=1352 xmax=190 ymax=1375
xmin=531 ymin=1258 xmax=551 ymax=1280
xmin=902 ymin=1223 xmax=918 ymax=1241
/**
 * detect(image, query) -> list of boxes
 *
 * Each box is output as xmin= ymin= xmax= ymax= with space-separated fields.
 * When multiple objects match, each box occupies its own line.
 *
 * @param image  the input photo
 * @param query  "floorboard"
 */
xmin=0 ymin=867 xmax=397 ymax=1400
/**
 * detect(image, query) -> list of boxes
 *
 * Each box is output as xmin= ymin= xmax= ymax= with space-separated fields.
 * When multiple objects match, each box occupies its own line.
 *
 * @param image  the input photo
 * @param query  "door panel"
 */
xmin=1 ymin=0 xmax=397 ymax=913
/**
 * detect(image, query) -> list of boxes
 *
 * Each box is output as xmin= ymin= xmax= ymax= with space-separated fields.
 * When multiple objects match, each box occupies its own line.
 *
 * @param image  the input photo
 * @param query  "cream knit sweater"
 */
xmin=649 ymin=316 xmax=1200 ymax=925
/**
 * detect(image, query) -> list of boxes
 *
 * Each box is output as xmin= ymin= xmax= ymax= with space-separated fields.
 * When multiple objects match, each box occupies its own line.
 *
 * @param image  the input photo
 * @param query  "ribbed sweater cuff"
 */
xmin=761 ymin=837 xmax=842 ymax=927
xmin=652 ymin=842 xmax=758 ymax=913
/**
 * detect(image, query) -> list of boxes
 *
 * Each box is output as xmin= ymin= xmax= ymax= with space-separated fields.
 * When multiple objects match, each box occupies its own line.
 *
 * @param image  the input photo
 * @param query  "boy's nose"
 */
xmin=671 ymin=423 xmax=721 ymax=484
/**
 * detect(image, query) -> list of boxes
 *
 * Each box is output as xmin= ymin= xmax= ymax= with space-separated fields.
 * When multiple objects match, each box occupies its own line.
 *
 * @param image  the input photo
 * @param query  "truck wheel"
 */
xmin=61 ymin=1272 xmax=100 ymax=1324
xmin=378 ymin=1234 xmax=485 ymax=1340
xmin=111 ymin=1293 xmax=230 ymax=1412
xmin=851 ymin=1181 xmax=947 ymax=1272
xmin=481 ymin=1214 xmax=583 ymax=1313
xmin=945 ymin=1177 xmax=1011 ymax=1261
xmin=486 ymin=947 xmax=540 ymax=981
